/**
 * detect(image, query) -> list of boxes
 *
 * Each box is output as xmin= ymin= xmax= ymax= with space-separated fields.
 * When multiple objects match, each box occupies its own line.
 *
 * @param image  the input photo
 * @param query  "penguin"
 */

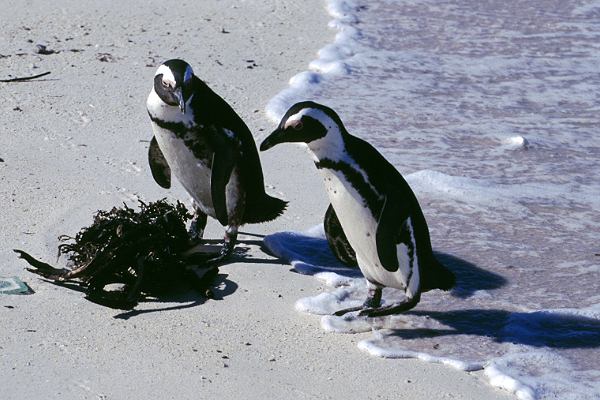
xmin=260 ymin=101 xmax=455 ymax=317
xmin=146 ymin=59 xmax=287 ymax=262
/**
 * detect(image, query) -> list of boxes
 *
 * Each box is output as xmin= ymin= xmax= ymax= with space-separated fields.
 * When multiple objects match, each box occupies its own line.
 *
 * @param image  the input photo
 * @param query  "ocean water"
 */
xmin=264 ymin=1 xmax=600 ymax=399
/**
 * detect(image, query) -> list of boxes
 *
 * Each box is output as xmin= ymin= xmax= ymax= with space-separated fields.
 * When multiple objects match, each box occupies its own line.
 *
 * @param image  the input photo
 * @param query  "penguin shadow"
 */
xmin=433 ymin=251 xmax=508 ymax=298
xmin=258 ymin=230 xmax=507 ymax=284
xmin=257 ymin=230 xmax=363 ymax=278
xmin=390 ymin=308 xmax=600 ymax=350
xmin=393 ymin=254 xmax=600 ymax=350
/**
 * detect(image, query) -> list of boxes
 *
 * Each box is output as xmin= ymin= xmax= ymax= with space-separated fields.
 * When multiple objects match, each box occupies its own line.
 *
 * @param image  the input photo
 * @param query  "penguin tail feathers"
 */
xmin=422 ymin=258 xmax=456 ymax=292
xmin=244 ymin=194 xmax=287 ymax=224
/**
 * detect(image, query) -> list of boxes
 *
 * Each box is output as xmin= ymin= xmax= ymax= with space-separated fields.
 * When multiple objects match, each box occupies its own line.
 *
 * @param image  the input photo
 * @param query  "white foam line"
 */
xmin=357 ymin=338 xmax=485 ymax=372
xmin=264 ymin=0 xmax=362 ymax=124
xmin=484 ymin=364 xmax=536 ymax=400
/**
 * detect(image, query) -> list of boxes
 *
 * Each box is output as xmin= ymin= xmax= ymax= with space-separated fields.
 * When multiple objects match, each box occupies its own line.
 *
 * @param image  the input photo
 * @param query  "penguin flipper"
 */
xmin=376 ymin=194 xmax=410 ymax=272
xmin=324 ymin=204 xmax=358 ymax=266
xmin=210 ymin=134 xmax=237 ymax=226
xmin=148 ymin=136 xmax=171 ymax=189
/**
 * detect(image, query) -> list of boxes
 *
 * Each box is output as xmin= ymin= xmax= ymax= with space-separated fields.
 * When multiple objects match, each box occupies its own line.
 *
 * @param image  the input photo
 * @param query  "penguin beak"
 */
xmin=259 ymin=127 xmax=287 ymax=151
xmin=174 ymin=87 xmax=186 ymax=113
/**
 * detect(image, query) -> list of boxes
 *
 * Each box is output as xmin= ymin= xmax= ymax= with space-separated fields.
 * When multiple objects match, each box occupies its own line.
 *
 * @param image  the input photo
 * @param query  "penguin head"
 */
xmin=260 ymin=101 xmax=346 ymax=154
xmin=153 ymin=59 xmax=194 ymax=113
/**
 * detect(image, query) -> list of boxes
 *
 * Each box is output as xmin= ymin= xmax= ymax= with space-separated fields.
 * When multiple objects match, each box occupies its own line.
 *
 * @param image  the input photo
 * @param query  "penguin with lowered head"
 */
xmin=260 ymin=101 xmax=454 ymax=317
xmin=147 ymin=59 xmax=287 ymax=262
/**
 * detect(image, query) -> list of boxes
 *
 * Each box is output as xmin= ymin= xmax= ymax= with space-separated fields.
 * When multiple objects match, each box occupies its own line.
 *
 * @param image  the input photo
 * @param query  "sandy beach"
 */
xmin=0 ymin=1 xmax=514 ymax=399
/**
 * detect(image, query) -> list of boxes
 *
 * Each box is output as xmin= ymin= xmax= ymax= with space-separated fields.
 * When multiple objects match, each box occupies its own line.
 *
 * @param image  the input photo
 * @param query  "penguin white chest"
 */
xmin=146 ymin=88 xmax=247 ymax=226
xmin=320 ymin=169 xmax=379 ymax=262
xmin=151 ymin=124 xmax=216 ymax=212
xmin=320 ymin=168 xmax=418 ymax=294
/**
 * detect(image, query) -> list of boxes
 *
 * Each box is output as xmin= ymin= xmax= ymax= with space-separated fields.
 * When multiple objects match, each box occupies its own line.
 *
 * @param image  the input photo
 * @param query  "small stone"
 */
xmin=35 ymin=44 xmax=55 ymax=55
xmin=97 ymin=53 xmax=115 ymax=62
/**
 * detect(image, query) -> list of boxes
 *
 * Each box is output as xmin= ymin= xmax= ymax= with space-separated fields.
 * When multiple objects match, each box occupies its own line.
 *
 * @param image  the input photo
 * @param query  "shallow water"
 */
xmin=265 ymin=1 xmax=600 ymax=399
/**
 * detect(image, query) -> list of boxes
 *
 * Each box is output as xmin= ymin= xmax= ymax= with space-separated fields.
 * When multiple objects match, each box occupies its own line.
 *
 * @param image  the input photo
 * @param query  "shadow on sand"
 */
xmin=434 ymin=251 xmax=507 ymax=298
xmin=392 ymin=308 xmax=600 ymax=350
xmin=112 ymin=273 xmax=238 ymax=320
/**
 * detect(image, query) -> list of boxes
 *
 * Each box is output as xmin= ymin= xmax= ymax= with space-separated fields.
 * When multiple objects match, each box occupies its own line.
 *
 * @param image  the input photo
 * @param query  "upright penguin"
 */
xmin=147 ymin=59 xmax=286 ymax=261
xmin=260 ymin=101 xmax=454 ymax=317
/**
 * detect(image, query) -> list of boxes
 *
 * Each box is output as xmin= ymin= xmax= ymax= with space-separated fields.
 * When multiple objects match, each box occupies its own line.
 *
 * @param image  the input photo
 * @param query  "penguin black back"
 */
xmin=344 ymin=134 xmax=455 ymax=291
xmin=187 ymin=77 xmax=286 ymax=223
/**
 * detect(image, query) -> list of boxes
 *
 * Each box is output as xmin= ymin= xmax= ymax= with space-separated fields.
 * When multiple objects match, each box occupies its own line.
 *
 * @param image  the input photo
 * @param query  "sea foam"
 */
xmin=264 ymin=0 xmax=361 ymax=123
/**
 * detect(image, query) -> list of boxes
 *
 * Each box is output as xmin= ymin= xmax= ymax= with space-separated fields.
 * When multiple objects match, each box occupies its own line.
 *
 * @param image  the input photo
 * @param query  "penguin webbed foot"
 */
xmin=333 ymin=289 xmax=420 ymax=318
xmin=333 ymin=305 xmax=364 ymax=316
xmin=358 ymin=294 xmax=421 ymax=317
xmin=206 ymin=227 xmax=237 ymax=264
xmin=333 ymin=286 xmax=383 ymax=316
xmin=184 ymin=226 xmax=238 ymax=266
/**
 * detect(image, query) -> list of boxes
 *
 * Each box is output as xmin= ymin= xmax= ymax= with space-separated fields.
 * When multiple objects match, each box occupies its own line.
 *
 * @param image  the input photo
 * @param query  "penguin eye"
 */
xmin=161 ymin=80 xmax=170 ymax=88
xmin=291 ymin=120 xmax=303 ymax=130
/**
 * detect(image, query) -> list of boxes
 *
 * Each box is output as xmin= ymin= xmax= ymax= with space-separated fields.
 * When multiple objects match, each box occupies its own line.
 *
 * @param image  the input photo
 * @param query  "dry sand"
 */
xmin=0 ymin=1 xmax=512 ymax=399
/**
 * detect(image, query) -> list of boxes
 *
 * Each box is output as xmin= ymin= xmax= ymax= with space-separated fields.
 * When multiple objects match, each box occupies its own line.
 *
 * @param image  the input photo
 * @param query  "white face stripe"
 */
xmin=293 ymin=107 xmax=345 ymax=161
xmin=284 ymin=114 xmax=301 ymax=128
xmin=155 ymin=65 xmax=175 ymax=86
xmin=285 ymin=108 xmax=337 ymax=131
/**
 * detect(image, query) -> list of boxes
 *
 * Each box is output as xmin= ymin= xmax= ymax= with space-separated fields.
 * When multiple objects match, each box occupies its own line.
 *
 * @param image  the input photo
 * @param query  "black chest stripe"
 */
xmin=315 ymin=158 xmax=382 ymax=216
xmin=149 ymin=113 xmax=213 ymax=164
xmin=148 ymin=113 xmax=188 ymax=136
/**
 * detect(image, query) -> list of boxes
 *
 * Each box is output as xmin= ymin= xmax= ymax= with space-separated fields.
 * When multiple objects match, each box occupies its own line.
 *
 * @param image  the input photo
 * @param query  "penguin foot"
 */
xmin=357 ymin=294 xmax=421 ymax=317
xmin=206 ymin=226 xmax=237 ymax=264
xmin=205 ymin=243 xmax=235 ymax=265
xmin=184 ymin=229 xmax=237 ymax=266
xmin=333 ymin=305 xmax=365 ymax=316
xmin=333 ymin=287 xmax=383 ymax=316
xmin=334 ymin=293 xmax=420 ymax=317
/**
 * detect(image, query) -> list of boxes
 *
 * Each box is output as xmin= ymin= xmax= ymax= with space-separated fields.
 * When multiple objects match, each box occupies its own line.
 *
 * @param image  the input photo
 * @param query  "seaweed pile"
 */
xmin=15 ymin=199 xmax=218 ymax=309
